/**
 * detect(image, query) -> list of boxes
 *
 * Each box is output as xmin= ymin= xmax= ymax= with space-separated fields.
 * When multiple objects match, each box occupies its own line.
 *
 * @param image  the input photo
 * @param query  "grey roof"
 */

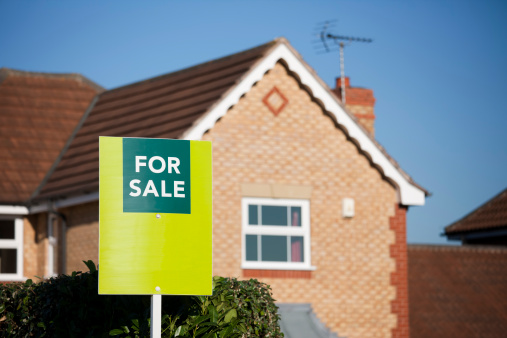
xmin=277 ymin=303 xmax=342 ymax=338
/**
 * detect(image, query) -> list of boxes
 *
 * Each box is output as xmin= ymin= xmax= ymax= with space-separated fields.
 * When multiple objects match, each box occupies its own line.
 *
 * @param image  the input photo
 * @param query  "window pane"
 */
xmin=248 ymin=205 xmax=258 ymax=225
xmin=0 ymin=249 xmax=17 ymax=274
xmin=261 ymin=235 xmax=287 ymax=262
xmin=0 ymin=220 xmax=15 ymax=239
xmin=291 ymin=236 xmax=304 ymax=262
xmin=261 ymin=205 xmax=287 ymax=226
xmin=246 ymin=235 xmax=258 ymax=261
xmin=290 ymin=207 xmax=301 ymax=227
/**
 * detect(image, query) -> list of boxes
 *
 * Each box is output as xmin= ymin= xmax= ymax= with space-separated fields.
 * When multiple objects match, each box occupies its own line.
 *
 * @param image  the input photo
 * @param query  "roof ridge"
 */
xmin=0 ymin=67 xmax=105 ymax=92
xmin=445 ymin=186 xmax=507 ymax=233
xmin=408 ymin=244 xmax=507 ymax=253
xmin=104 ymin=40 xmax=278 ymax=95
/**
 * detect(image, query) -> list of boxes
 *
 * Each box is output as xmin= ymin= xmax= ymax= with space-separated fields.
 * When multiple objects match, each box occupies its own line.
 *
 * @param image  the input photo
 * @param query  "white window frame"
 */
xmin=241 ymin=197 xmax=314 ymax=270
xmin=0 ymin=217 xmax=24 ymax=281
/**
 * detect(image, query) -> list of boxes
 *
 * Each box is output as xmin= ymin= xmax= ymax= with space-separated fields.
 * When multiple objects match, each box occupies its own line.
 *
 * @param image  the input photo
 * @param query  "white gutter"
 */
xmin=0 ymin=205 xmax=29 ymax=215
xmin=28 ymin=192 xmax=99 ymax=214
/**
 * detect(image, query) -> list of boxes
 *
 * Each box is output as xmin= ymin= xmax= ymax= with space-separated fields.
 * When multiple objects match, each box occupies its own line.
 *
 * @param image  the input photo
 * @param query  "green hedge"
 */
xmin=0 ymin=261 xmax=283 ymax=337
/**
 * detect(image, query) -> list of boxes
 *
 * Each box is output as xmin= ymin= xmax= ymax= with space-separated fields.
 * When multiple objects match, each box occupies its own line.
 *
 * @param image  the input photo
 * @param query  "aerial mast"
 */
xmin=314 ymin=21 xmax=372 ymax=104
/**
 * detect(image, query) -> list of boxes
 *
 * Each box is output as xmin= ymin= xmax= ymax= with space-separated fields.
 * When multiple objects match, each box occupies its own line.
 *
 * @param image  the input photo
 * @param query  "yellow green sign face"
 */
xmin=99 ymin=136 xmax=212 ymax=295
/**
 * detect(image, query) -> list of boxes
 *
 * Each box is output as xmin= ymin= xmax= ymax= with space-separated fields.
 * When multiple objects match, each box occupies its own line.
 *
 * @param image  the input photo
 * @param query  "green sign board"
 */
xmin=99 ymin=136 xmax=212 ymax=296
xmin=122 ymin=138 xmax=191 ymax=214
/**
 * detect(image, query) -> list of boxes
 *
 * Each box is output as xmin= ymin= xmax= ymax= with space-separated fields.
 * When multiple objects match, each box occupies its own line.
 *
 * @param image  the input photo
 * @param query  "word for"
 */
xmin=135 ymin=156 xmax=180 ymax=173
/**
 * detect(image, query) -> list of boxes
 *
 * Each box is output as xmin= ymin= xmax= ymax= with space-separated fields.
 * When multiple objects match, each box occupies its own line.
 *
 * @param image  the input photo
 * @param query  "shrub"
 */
xmin=0 ymin=261 xmax=283 ymax=337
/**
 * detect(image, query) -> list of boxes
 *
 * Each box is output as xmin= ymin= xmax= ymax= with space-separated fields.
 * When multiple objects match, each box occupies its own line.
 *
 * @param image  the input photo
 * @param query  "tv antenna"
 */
xmin=313 ymin=20 xmax=372 ymax=104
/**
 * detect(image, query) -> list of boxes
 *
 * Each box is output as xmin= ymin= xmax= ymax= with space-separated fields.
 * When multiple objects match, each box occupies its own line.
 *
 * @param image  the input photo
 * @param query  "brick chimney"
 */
xmin=332 ymin=77 xmax=376 ymax=136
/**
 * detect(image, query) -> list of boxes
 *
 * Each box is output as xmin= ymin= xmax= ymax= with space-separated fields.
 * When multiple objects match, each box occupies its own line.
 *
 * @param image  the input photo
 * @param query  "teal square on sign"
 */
xmin=123 ymin=138 xmax=191 ymax=214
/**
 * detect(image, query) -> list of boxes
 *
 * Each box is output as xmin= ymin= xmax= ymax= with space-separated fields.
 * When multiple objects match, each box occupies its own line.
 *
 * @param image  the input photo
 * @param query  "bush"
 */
xmin=0 ymin=261 xmax=283 ymax=337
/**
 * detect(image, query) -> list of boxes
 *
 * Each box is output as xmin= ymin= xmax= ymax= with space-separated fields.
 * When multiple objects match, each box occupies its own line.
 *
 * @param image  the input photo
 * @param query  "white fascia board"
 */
xmin=183 ymin=42 xmax=426 ymax=206
xmin=0 ymin=205 xmax=29 ymax=215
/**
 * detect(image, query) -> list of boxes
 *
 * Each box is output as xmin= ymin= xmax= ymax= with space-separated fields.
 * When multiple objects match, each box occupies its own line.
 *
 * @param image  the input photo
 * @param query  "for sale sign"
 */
xmin=123 ymin=138 xmax=191 ymax=214
xmin=99 ymin=137 xmax=212 ymax=296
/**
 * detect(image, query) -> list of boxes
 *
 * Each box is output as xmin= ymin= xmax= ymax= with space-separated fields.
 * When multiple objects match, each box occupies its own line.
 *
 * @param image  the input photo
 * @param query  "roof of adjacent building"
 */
xmin=445 ymin=187 xmax=507 ymax=235
xmin=0 ymin=68 xmax=102 ymax=204
xmin=32 ymin=38 xmax=427 ymax=205
xmin=408 ymin=244 xmax=507 ymax=338
xmin=277 ymin=303 xmax=341 ymax=338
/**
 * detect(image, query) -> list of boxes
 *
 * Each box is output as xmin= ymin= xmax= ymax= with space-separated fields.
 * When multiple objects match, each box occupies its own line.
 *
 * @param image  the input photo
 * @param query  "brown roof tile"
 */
xmin=35 ymin=40 xmax=277 ymax=200
xmin=0 ymin=68 xmax=102 ymax=204
xmin=445 ymin=187 xmax=507 ymax=235
xmin=408 ymin=245 xmax=507 ymax=338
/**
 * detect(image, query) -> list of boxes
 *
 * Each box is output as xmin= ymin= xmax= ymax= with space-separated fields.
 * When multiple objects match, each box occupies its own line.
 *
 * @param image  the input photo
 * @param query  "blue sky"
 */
xmin=1 ymin=0 xmax=506 ymax=244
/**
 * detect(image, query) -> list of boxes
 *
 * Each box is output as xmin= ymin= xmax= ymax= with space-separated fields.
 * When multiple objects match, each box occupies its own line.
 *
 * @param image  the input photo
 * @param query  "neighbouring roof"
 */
xmin=277 ymin=304 xmax=341 ymax=338
xmin=33 ymin=38 xmax=427 ymax=206
xmin=408 ymin=245 xmax=507 ymax=338
xmin=445 ymin=187 xmax=507 ymax=235
xmin=0 ymin=68 xmax=102 ymax=204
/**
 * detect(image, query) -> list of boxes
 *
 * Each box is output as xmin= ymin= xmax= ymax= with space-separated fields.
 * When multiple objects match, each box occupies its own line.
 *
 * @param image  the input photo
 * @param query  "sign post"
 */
xmin=99 ymin=137 xmax=212 ymax=336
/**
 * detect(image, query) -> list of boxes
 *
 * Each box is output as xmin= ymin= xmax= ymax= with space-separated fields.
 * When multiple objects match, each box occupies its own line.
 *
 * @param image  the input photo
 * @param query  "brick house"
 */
xmin=2 ymin=39 xmax=427 ymax=337
xmin=0 ymin=68 xmax=101 ymax=280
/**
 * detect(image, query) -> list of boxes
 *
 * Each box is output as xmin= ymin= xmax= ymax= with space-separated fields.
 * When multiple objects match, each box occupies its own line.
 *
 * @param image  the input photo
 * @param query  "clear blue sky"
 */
xmin=2 ymin=0 xmax=506 ymax=245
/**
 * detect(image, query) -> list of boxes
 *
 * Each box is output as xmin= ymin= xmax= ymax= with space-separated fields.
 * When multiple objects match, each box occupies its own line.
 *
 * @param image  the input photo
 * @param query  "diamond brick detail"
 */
xmin=262 ymin=86 xmax=288 ymax=116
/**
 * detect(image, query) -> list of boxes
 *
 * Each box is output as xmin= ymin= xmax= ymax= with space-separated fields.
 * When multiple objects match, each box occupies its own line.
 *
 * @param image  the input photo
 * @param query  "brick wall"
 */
xmin=22 ymin=213 xmax=48 ymax=279
xmin=390 ymin=205 xmax=410 ymax=338
xmin=61 ymin=202 xmax=99 ymax=274
xmin=202 ymin=62 xmax=400 ymax=338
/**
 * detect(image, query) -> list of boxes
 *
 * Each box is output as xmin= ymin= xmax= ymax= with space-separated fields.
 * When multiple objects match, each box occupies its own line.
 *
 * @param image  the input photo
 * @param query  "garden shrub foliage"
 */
xmin=0 ymin=261 xmax=283 ymax=337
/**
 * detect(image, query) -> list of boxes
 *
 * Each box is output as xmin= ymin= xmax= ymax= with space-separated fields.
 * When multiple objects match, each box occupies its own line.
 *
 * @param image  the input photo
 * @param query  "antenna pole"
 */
xmin=313 ymin=22 xmax=372 ymax=105
xmin=339 ymin=42 xmax=346 ymax=104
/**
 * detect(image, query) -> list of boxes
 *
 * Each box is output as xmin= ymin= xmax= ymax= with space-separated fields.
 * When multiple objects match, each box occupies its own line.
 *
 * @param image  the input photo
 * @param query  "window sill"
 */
xmin=242 ymin=268 xmax=313 ymax=279
xmin=242 ymin=264 xmax=316 ymax=271
xmin=0 ymin=276 xmax=27 ymax=283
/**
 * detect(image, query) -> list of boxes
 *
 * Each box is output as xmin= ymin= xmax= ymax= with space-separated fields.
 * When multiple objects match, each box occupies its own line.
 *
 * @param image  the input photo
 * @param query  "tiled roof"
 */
xmin=0 ymin=68 xmax=102 ymax=204
xmin=32 ymin=38 xmax=426 ymax=204
xmin=408 ymin=245 xmax=507 ymax=338
xmin=445 ymin=187 xmax=507 ymax=235
xmin=34 ymin=41 xmax=277 ymax=200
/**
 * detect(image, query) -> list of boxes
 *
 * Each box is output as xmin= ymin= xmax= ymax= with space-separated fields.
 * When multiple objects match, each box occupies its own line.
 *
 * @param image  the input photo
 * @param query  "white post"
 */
xmin=151 ymin=294 xmax=162 ymax=338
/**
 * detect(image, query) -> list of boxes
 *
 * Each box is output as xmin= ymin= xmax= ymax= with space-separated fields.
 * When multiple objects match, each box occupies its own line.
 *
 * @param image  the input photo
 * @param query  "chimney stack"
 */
xmin=333 ymin=77 xmax=376 ymax=136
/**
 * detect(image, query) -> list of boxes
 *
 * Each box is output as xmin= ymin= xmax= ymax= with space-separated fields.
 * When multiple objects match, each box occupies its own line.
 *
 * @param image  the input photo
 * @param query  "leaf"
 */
xmin=193 ymin=314 xmax=210 ymax=326
xmin=219 ymin=326 xmax=233 ymax=337
xmin=109 ymin=328 xmax=124 ymax=335
xmin=83 ymin=260 xmax=97 ymax=273
xmin=238 ymin=323 xmax=247 ymax=333
xmin=208 ymin=304 xmax=218 ymax=323
xmin=174 ymin=325 xmax=188 ymax=337
xmin=25 ymin=279 xmax=33 ymax=286
xmin=224 ymin=309 xmax=237 ymax=323
xmin=121 ymin=325 xmax=130 ymax=333
xmin=202 ymin=332 xmax=217 ymax=338
xmin=0 ymin=303 xmax=5 ymax=313
xmin=37 ymin=322 xmax=46 ymax=329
